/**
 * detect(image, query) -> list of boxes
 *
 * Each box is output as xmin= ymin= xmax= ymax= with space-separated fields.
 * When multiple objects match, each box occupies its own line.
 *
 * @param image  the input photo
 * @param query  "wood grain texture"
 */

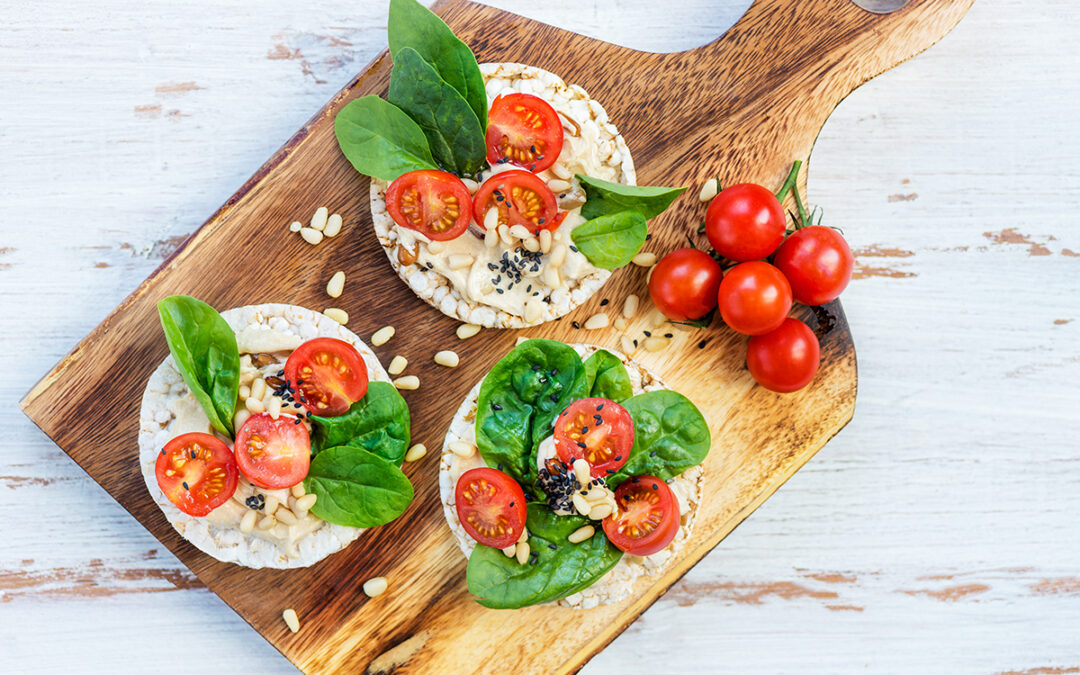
xmin=9 ymin=0 xmax=1080 ymax=673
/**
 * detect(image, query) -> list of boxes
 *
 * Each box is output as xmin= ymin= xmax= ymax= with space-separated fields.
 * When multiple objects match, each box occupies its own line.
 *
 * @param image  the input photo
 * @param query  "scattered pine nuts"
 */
xmin=250 ymin=378 xmax=266 ymax=401
xmin=501 ymin=544 xmax=517 ymax=557
xmin=234 ymin=408 xmax=252 ymax=431
xmin=434 ymin=350 xmax=460 ymax=368
xmin=239 ymin=384 xmax=251 ymax=400
xmin=572 ymin=493 xmax=591 ymax=516
xmin=698 ymin=178 xmax=720 ymax=202
xmin=522 ymin=236 xmax=540 ymax=253
xmin=245 ymin=397 xmax=265 ymax=414
xmin=516 ymin=336 xmax=528 ymax=346
xmin=461 ymin=177 xmax=479 ymax=193
xmin=549 ymin=243 xmax=567 ymax=267
xmin=448 ymin=254 xmax=473 ymax=270
xmin=290 ymin=483 xmax=305 ymax=498
xmin=515 ymin=541 xmax=530 ymax=565
xmin=620 ymin=336 xmax=636 ymax=354
xmin=622 ymin=294 xmax=640 ymax=319
xmin=393 ymin=375 xmax=420 ymax=391
xmin=267 ymin=396 xmax=282 ymax=420
xmin=310 ymin=206 xmax=329 ymax=231
xmin=613 ymin=316 xmax=627 ymax=331
xmin=295 ymin=494 xmax=317 ymax=511
xmin=517 ymin=527 xmax=529 ymax=544
xmin=258 ymin=515 xmax=277 ymax=530
xmin=589 ymin=504 xmax=613 ymax=520
xmin=427 ymin=240 xmax=445 ymax=254
xmin=326 ymin=271 xmax=346 ymax=298
xmin=323 ymin=308 xmax=348 ymax=325
xmin=632 ymin=252 xmax=656 ymax=267
xmin=568 ymin=525 xmax=595 ymax=543
xmin=282 ymin=608 xmax=300 ymax=633
xmin=509 ymin=224 xmax=532 ymax=240
xmin=573 ymin=459 xmax=591 ymax=486
xmin=524 ymin=299 xmax=542 ymax=324
xmin=300 ymin=227 xmax=324 ymax=245
xmin=288 ymin=221 xmax=302 ymax=233
xmin=372 ymin=325 xmax=395 ymax=346
xmin=539 ymin=229 xmax=552 ymax=254
xmin=643 ymin=336 xmax=668 ymax=352
xmin=584 ymin=313 xmax=609 ymax=330
xmin=484 ymin=208 xmax=500 ymax=232
xmin=323 ymin=213 xmax=343 ymax=237
xmin=240 ymin=509 xmax=257 ymax=534
xmin=405 ymin=443 xmax=427 ymax=462
xmin=275 ymin=508 xmax=298 ymax=526
xmin=388 ymin=355 xmax=408 ymax=375
xmin=456 ymin=323 xmax=481 ymax=340
xmin=547 ymin=178 xmax=571 ymax=192
xmin=449 ymin=441 xmax=476 ymax=458
xmin=363 ymin=577 xmax=388 ymax=598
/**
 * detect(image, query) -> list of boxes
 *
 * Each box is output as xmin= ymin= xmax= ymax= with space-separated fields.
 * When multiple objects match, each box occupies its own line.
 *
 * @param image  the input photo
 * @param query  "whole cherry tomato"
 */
xmin=746 ymin=318 xmax=820 ymax=393
xmin=717 ymin=261 xmax=792 ymax=335
xmin=773 ymin=226 xmax=853 ymax=306
xmin=705 ymin=183 xmax=786 ymax=261
xmin=648 ymin=248 xmax=724 ymax=321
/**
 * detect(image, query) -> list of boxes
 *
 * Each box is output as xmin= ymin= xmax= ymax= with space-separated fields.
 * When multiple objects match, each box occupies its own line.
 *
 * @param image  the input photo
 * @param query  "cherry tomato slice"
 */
xmin=233 ymin=412 xmax=311 ymax=489
xmin=602 ymin=475 xmax=680 ymax=556
xmin=455 ymin=467 xmax=527 ymax=549
xmin=486 ymin=93 xmax=564 ymax=173
xmin=553 ymin=397 xmax=633 ymax=479
xmin=386 ymin=170 xmax=472 ymax=241
xmin=155 ymin=432 xmax=239 ymax=517
xmin=746 ymin=317 xmax=821 ymax=393
xmin=717 ymin=261 xmax=793 ymax=336
xmin=705 ymin=183 xmax=786 ymax=261
xmin=648 ymin=248 xmax=724 ymax=321
xmin=472 ymin=170 xmax=561 ymax=232
xmin=772 ymin=225 xmax=853 ymax=306
xmin=284 ymin=337 xmax=368 ymax=417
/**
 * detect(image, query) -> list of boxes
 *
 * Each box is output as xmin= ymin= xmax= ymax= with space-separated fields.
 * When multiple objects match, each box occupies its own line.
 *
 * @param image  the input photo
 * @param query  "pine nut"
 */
xmin=449 ymin=441 xmax=476 ymax=458
xmin=516 ymin=336 xmax=528 ymax=346
xmin=326 ymin=271 xmax=346 ymax=298
xmin=388 ymin=355 xmax=408 ymax=375
xmin=276 ymin=508 xmax=298 ymax=525
xmin=485 ymin=226 xmax=499 ymax=248
xmin=509 ymin=224 xmax=532 ymax=240
xmin=522 ymin=236 xmax=540 ymax=252
xmin=539 ymin=229 xmax=552 ymax=254
xmin=282 ymin=608 xmax=300 ymax=633
xmin=623 ymin=294 xmax=640 ymax=319
xmin=456 ymin=323 xmax=481 ymax=339
xmin=484 ymin=208 xmax=500 ymax=232
xmin=517 ymin=527 xmax=529 ymax=544
xmin=288 ymin=221 xmax=302 ymax=233
xmin=698 ymin=178 xmax=719 ymax=202
xmin=620 ymin=336 xmax=636 ymax=354
xmin=234 ymin=408 xmax=251 ymax=430
xmin=549 ymin=243 xmax=567 ymax=267
xmin=245 ymin=397 xmax=265 ymax=414
xmin=568 ymin=525 xmax=595 ymax=543
xmin=462 ymin=178 xmax=479 ymax=193
xmin=239 ymin=384 xmax=251 ymax=399
xmin=543 ymin=265 xmax=561 ymax=289
xmin=515 ymin=541 xmax=530 ymax=564
xmin=584 ymin=313 xmax=609 ymax=330
xmin=427 ymin=241 xmax=444 ymax=254
xmin=310 ymin=206 xmax=329 ymax=231
xmin=290 ymin=483 xmax=305 ymax=498
xmin=572 ymin=493 xmax=591 ymax=516
xmin=323 ymin=308 xmax=348 ymax=325
xmin=551 ymin=162 xmax=572 ymax=180
xmin=264 ymin=496 xmax=280 ymax=515
xmin=524 ymin=299 xmax=542 ymax=324
xmin=547 ymin=178 xmax=571 ymax=192
xmin=589 ymin=504 xmax=613 ymax=520
xmin=502 ymin=544 xmax=516 ymax=557
xmin=323 ymin=213 xmax=343 ymax=237
xmin=434 ymin=350 xmax=459 ymax=367
xmin=649 ymin=308 xmax=669 ymax=328
xmin=404 ymin=443 xmax=427 ymax=462
xmin=250 ymin=378 xmax=266 ymax=401
xmin=267 ymin=396 xmax=282 ymax=420
xmin=372 ymin=325 xmax=395 ymax=346
xmin=573 ymin=459 xmax=591 ymax=486
xmin=393 ymin=375 xmax=420 ymax=390
xmin=613 ymin=316 xmax=627 ymax=331
xmin=240 ymin=509 xmax=257 ymax=533
xmin=363 ymin=577 xmax=388 ymax=597
xmin=643 ymin=336 xmax=668 ymax=352
xmin=448 ymin=254 xmax=473 ymax=270
xmin=295 ymin=494 xmax=317 ymax=511
xmin=646 ymin=264 xmax=656 ymax=285
xmin=258 ymin=515 xmax=277 ymax=530
xmin=632 ymin=252 xmax=656 ymax=267
xmin=498 ymin=224 xmax=513 ymax=246
xmin=300 ymin=227 xmax=324 ymax=245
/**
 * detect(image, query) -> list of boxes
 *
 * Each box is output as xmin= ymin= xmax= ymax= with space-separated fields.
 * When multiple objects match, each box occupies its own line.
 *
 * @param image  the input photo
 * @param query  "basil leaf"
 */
xmin=576 ymin=174 xmax=687 ymax=220
xmin=334 ymin=95 xmax=437 ymax=181
xmin=475 ymin=339 xmax=588 ymax=485
xmin=608 ymin=390 xmax=711 ymax=488
xmin=571 ymin=211 xmax=648 ymax=270
xmin=303 ymin=445 xmax=414 ymax=528
xmin=584 ymin=350 xmax=633 ymax=402
xmin=466 ymin=504 xmax=623 ymax=609
xmin=388 ymin=0 xmax=487 ymax=129
xmin=389 ymin=47 xmax=486 ymax=176
xmin=310 ymin=382 xmax=410 ymax=465
xmin=157 ymin=295 xmax=239 ymax=436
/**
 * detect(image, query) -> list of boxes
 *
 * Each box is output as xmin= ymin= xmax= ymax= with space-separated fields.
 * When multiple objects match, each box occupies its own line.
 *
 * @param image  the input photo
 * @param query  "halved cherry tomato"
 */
xmin=705 ymin=183 xmax=786 ymax=261
xmin=554 ymin=397 xmax=634 ymax=479
xmin=284 ymin=337 xmax=368 ymax=417
xmin=155 ymin=432 xmax=239 ymax=517
xmin=472 ymin=170 xmax=561 ymax=232
xmin=773 ymin=225 xmax=853 ymax=306
xmin=717 ymin=261 xmax=793 ymax=336
xmin=385 ymin=170 xmax=472 ymax=241
xmin=746 ymin=317 xmax=820 ymax=393
xmin=648 ymin=248 xmax=724 ymax=321
xmin=233 ymin=412 xmax=311 ymax=489
xmin=455 ymin=467 xmax=527 ymax=549
xmin=602 ymin=475 xmax=680 ymax=556
xmin=486 ymin=93 xmax=564 ymax=173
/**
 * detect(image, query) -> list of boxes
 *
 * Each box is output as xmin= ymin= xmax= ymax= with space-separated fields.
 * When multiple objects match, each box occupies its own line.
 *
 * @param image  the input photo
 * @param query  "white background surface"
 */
xmin=3 ymin=0 xmax=1079 ymax=673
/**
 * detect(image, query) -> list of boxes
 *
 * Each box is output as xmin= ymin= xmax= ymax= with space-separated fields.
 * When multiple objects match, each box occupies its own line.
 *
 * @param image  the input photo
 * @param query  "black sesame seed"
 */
xmin=614 ymin=456 xmax=621 ymax=461
xmin=548 ymin=543 xmax=557 ymax=550
xmin=492 ymin=403 xmax=503 ymax=411
xmin=296 ymin=379 xmax=304 ymax=385
xmin=570 ymin=245 xmax=578 ymax=252
xmin=644 ymin=330 xmax=652 ymax=337
xmin=600 ymin=298 xmax=609 ymax=306
xmin=498 ymin=463 xmax=503 ymax=470
xmin=509 ymin=501 xmax=515 ymax=507
xmin=572 ymin=321 xmax=580 ymax=329
xmin=190 ymin=450 xmax=196 ymax=459
xmin=182 ymin=481 xmax=189 ymax=490
xmin=632 ymin=477 xmax=640 ymax=483
xmin=531 ymin=364 xmax=542 ymax=371
xmin=664 ymin=333 xmax=673 ymax=338
xmin=577 ymin=441 xmax=587 ymax=449
xmin=496 ymin=288 xmax=504 ymax=294
xmin=551 ymin=368 xmax=558 ymax=375
xmin=606 ymin=469 xmax=614 ymax=474
xmin=550 ymin=393 xmax=559 ymax=402
xmin=646 ymin=233 xmax=653 ymax=241
xmin=581 ymin=426 xmax=589 ymax=434
xmin=160 ymin=449 xmax=165 ymax=455
xmin=698 ymin=340 xmax=707 ymax=349
xmin=652 ymin=483 xmax=659 ymax=490
xmin=597 ymin=404 xmax=603 ymax=410
xmin=633 ymin=339 xmax=639 ymax=347
xmin=650 ymin=450 xmax=658 ymax=457
xmin=245 ymin=495 xmax=265 ymax=510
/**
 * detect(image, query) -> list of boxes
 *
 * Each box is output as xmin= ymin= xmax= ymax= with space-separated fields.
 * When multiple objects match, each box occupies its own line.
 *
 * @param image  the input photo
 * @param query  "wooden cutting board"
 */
xmin=20 ymin=0 xmax=972 ymax=671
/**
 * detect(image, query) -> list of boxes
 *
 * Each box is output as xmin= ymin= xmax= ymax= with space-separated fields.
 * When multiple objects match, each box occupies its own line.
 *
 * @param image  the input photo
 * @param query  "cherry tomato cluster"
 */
xmin=648 ymin=161 xmax=854 ymax=393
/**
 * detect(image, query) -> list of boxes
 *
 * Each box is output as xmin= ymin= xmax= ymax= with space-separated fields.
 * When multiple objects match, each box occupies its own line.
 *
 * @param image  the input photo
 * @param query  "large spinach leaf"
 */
xmin=334 ymin=95 xmax=437 ymax=181
xmin=310 ymin=382 xmax=410 ymax=465
xmin=608 ymin=390 xmax=711 ymax=488
xmin=303 ymin=445 xmax=414 ymax=528
xmin=571 ymin=210 xmax=648 ymax=270
xmin=475 ymin=339 xmax=588 ymax=485
xmin=584 ymin=349 xmax=632 ymax=402
xmin=387 ymin=0 xmax=487 ymax=130
xmin=466 ymin=504 xmax=623 ymax=609
xmin=576 ymin=174 xmax=687 ymax=220
xmin=157 ymin=296 xmax=239 ymax=436
xmin=388 ymin=47 xmax=486 ymax=176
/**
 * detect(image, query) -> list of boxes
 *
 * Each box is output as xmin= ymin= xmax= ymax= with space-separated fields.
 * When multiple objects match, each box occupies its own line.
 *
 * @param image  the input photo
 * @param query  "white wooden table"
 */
xmin=4 ymin=0 xmax=1078 ymax=672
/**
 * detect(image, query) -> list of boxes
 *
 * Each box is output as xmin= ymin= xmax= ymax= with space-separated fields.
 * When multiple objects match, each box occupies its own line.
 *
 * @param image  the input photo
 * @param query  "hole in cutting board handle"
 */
xmin=850 ymin=0 xmax=910 ymax=12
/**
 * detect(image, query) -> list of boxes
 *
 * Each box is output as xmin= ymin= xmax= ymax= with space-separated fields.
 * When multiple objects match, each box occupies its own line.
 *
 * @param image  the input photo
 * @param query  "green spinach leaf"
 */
xmin=310 ymin=382 xmax=410 ymax=465
xmin=576 ymin=174 xmax=687 ymax=220
xmin=387 ymin=0 xmax=487 ymax=130
xmin=303 ymin=445 xmax=414 ymax=528
xmin=475 ymin=339 xmax=588 ymax=485
xmin=157 ymin=295 xmax=239 ymax=436
xmin=608 ymin=390 xmax=711 ymax=488
xmin=388 ymin=47 xmax=486 ymax=176
xmin=571 ymin=210 xmax=648 ymax=270
xmin=584 ymin=349 xmax=633 ymax=402
xmin=334 ymin=95 xmax=437 ymax=181
xmin=466 ymin=503 xmax=623 ymax=609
